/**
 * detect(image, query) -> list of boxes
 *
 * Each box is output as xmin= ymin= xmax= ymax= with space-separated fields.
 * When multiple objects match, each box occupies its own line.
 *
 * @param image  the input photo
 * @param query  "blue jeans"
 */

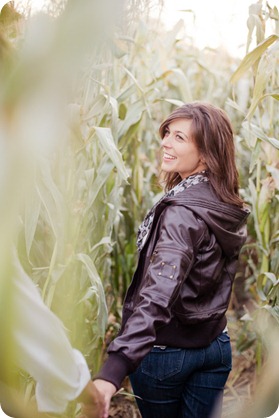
xmin=129 ymin=332 xmax=232 ymax=418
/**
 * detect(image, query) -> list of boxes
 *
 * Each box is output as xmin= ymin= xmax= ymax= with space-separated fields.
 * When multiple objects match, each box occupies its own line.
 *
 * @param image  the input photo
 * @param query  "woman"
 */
xmin=94 ymin=102 xmax=249 ymax=418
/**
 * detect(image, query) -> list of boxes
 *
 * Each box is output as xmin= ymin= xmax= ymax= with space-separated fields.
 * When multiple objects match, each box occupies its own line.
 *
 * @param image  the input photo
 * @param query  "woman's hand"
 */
xmin=93 ymin=379 xmax=117 ymax=418
xmin=77 ymin=380 xmax=106 ymax=418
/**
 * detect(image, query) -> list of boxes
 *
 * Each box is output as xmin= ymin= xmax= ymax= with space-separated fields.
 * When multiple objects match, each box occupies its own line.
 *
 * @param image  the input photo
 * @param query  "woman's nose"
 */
xmin=162 ymin=134 xmax=172 ymax=147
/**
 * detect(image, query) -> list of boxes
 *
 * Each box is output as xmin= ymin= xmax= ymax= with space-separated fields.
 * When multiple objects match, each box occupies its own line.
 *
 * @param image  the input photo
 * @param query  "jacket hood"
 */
xmin=164 ymin=182 xmax=250 ymax=257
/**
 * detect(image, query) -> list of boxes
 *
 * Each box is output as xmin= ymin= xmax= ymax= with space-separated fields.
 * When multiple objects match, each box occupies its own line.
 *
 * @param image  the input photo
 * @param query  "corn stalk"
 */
xmin=230 ymin=1 xmax=279 ymax=357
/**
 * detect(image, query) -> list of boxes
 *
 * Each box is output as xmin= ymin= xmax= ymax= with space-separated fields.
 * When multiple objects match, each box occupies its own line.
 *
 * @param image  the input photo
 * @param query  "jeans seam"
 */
xmin=200 ymin=348 xmax=206 ymax=368
xmin=216 ymin=337 xmax=232 ymax=369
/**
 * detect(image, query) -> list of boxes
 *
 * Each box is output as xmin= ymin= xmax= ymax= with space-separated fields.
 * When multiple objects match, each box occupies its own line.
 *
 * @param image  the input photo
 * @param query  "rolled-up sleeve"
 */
xmin=13 ymin=263 xmax=91 ymax=413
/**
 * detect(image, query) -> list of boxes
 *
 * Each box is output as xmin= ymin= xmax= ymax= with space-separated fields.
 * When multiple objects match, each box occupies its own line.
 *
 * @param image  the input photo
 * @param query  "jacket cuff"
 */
xmin=94 ymin=353 xmax=132 ymax=391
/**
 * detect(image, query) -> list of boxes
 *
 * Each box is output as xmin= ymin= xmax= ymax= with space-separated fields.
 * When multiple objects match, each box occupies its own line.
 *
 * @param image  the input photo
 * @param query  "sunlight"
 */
xmin=1 ymin=0 xmax=275 ymax=58
xmin=153 ymin=0 xmax=272 ymax=58
xmin=1 ymin=0 xmax=46 ymax=13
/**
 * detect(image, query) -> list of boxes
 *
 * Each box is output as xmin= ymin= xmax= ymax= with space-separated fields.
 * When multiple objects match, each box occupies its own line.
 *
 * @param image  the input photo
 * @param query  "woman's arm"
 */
xmin=97 ymin=205 xmax=206 ymax=389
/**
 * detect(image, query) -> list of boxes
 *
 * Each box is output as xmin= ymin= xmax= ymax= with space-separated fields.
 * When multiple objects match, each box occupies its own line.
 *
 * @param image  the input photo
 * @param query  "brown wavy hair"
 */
xmin=159 ymin=102 xmax=244 ymax=207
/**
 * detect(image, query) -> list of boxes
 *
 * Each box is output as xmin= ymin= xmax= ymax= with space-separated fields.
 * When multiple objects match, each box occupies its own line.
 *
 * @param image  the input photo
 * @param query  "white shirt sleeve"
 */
xmin=12 ymin=262 xmax=91 ymax=413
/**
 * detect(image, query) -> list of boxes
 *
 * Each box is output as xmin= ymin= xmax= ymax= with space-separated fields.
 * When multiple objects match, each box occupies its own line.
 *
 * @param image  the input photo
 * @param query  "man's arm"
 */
xmin=12 ymin=261 xmax=104 ymax=416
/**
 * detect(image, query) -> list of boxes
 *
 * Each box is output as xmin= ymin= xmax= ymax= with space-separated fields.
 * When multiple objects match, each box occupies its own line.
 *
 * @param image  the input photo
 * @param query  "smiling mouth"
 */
xmin=163 ymin=152 xmax=176 ymax=160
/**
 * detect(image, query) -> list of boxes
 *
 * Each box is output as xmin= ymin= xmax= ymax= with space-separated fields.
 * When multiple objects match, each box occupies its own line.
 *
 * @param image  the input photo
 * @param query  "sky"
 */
xmin=1 ymin=0 xmax=276 ymax=58
xmin=152 ymin=0 xmax=275 ymax=58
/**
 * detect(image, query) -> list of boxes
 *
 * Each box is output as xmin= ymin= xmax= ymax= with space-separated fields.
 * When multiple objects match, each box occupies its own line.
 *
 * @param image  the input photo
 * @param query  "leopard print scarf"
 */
xmin=136 ymin=171 xmax=209 ymax=251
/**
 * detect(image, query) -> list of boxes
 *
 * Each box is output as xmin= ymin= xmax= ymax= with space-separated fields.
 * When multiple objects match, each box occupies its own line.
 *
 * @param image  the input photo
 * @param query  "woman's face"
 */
xmin=161 ymin=118 xmax=206 ymax=179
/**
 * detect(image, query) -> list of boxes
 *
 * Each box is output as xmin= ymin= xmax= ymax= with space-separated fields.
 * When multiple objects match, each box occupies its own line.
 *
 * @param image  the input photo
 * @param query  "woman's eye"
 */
xmin=176 ymin=135 xmax=184 ymax=141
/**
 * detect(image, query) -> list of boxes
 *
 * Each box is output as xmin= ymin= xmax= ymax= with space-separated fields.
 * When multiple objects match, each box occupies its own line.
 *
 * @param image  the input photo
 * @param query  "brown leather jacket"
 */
xmin=97 ymin=181 xmax=249 ymax=389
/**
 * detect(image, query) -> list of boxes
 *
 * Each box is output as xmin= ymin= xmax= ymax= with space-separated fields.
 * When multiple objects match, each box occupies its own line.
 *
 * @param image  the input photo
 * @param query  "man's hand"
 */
xmin=77 ymin=380 xmax=106 ymax=418
xmin=93 ymin=379 xmax=117 ymax=418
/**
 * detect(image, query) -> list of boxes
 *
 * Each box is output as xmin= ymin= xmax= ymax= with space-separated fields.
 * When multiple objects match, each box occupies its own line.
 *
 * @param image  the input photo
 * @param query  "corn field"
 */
xmin=0 ymin=0 xmax=278 ymax=417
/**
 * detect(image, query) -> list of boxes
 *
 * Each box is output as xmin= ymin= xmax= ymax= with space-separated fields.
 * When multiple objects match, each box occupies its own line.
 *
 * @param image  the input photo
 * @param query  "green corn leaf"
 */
xmin=246 ymin=92 xmax=279 ymax=120
xmin=248 ymin=178 xmax=264 ymax=249
xmin=117 ymin=84 xmax=137 ymax=102
xmin=25 ymin=187 xmax=41 ymax=259
xmin=161 ymin=98 xmax=185 ymax=107
xmin=246 ymin=52 xmax=273 ymax=119
xmin=83 ymin=94 xmax=108 ymax=121
xmin=226 ymin=98 xmax=246 ymax=115
xmin=230 ymin=34 xmax=278 ymax=83
xmin=242 ymin=121 xmax=279 ymax=150
xmin=90 ymin=236 xmax=112 ymax=261
xmin=168 ymin=68 xmax=193 ymax=102
xmin=94 ymin=127 xmax=129 ymax=182
xmin=117 ymin=100 xmax=146 ymax=138
xmin=87 ymin=159 xmax=114 ymax=208
xmin=257 ymin=272 xmax=277 ymax=301
xmin=76 ymin=253 xmax=108 ymax=334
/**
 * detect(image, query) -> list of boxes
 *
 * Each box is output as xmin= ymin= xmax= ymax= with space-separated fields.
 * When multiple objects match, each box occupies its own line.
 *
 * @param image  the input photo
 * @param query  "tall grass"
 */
xmin=0 ymin=0 xmax=167 ymax=415
xmin=0 ymin=0 xmax=278 ymax=416
xmin=227 ymin=2 xmax=279 ymax=415
xmin=0 ymin=0 xmax=129 ymax=414
xmin=230 ymin=1 xmax=279 ymax=354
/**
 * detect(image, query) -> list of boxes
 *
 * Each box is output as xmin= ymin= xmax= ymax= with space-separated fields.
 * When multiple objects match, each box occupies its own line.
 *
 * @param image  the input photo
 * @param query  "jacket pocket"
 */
xmin=140 ymin=347 xmax=185 ymax=381
xmin=144 ymin=247 xmax=192 ymax=302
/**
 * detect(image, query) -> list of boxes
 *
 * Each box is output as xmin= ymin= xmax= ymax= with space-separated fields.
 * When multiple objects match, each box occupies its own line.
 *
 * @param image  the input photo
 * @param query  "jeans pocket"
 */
xmin=216 ymin=333 xmax=232 ymax=370
xmin=141 ymin=347 xmax=185 ymax=381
